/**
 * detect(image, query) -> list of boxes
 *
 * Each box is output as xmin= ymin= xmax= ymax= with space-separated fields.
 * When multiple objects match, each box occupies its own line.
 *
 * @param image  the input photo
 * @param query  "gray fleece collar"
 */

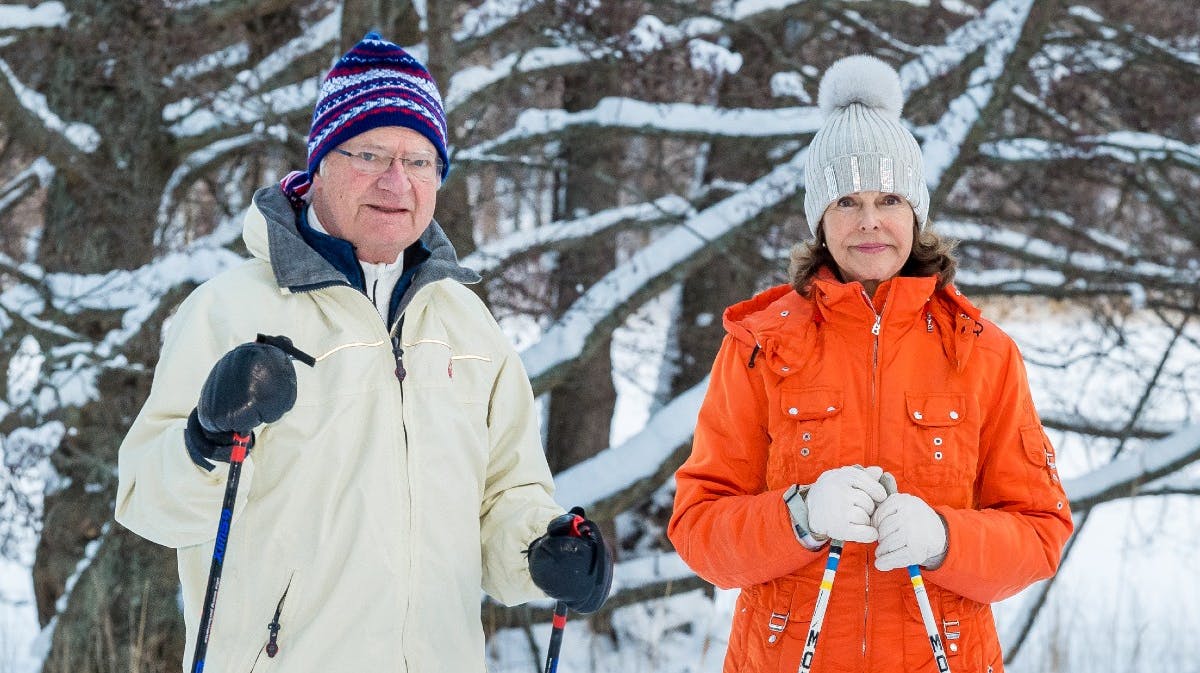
xmin=252 ymin=186 xmax=481 ymax=304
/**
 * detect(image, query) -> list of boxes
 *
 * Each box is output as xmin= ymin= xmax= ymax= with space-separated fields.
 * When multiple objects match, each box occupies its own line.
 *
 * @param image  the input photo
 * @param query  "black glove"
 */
xmin=184 ymin=341 xmax=298 ymax=470
xmin=526 ymin=507 xmax=613 ymax=614
xmin=185 ymin=408 xmax=255 ymax=471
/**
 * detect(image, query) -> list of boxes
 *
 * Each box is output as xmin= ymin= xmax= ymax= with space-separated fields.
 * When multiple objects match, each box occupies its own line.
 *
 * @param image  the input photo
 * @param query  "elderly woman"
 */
xmin=668 ymin=55 xmax=1073 ymax=673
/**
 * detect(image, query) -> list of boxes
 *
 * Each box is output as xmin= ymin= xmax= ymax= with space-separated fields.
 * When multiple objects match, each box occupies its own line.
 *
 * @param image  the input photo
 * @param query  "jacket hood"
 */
xmin=244 ymin=185 xmax=481 ymax=310
xmin=724 ymin=270 xmax=984 ymax=373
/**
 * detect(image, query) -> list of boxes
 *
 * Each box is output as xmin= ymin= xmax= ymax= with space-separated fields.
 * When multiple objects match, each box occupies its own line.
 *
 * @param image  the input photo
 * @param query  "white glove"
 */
xmin=872 ymin=493 xmax=948 ymax=571
xmin=805 ymin=465 xmax=888 ymax=543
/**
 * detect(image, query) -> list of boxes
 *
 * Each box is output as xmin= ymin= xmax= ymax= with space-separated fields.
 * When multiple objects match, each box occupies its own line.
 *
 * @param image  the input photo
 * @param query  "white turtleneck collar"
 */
xmin=308 ymin=206 xmax=404 ymax=322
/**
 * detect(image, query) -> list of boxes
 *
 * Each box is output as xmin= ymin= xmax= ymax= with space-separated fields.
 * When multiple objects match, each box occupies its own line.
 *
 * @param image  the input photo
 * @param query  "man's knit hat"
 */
xmin=803 ymin=55 xmax=928 ymax=235
xmin=307 ymin=32 xmax=449 ymax=181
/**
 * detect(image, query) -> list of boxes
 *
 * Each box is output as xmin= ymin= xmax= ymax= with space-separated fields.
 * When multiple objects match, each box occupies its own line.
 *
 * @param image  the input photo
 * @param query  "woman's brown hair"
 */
xmin=788 ymin=221 xmax=958 ymax=296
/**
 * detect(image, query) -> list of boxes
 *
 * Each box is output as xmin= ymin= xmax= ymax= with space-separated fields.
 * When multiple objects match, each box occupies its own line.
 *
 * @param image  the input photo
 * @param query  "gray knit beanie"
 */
xmin=803 ymin=55 xmax=929 ymax=235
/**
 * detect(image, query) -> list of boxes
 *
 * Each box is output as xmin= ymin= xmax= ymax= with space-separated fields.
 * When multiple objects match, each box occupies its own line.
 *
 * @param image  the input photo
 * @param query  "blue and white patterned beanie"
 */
xmin=803 ymin=55 xmax=929 ymax=235
xmin=281 ymin=32 xmax=449 ymax=206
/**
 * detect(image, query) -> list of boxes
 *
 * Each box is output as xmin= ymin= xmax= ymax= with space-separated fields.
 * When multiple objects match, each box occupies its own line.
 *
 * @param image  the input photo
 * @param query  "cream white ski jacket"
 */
xmin=116 ymin=186 xmax=562 ymax=673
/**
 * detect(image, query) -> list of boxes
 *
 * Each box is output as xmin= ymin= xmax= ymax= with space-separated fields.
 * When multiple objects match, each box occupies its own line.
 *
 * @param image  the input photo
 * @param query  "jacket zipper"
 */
xmin=266 ymin=578 xmax=292 ymax=658
xmin=388 ymin=312 xmax=413 ymax=673
xmin=247 ymin=575 xmax=295 ymax=671
xmin=861 ymin=290 xmax=885 ymax=664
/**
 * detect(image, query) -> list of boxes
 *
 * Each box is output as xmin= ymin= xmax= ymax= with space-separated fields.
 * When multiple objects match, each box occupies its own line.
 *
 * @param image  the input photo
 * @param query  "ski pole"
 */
xmin=540 ymin=507 xmax=592 ymax=673
xmin=543 ymin=600 xmax=569 ymax=673
xmin=190 ymin=432 xmax=251 ymax=673
xmin=879 ymin=474 xmax=951 ymax=673
xmin=796 ymin=538 xmax=844 ymax=673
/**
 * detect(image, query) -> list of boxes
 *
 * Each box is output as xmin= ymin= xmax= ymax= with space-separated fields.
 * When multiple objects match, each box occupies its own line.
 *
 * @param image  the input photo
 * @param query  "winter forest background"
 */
xmin=0 ymin=0 xmax=1198 ymax=671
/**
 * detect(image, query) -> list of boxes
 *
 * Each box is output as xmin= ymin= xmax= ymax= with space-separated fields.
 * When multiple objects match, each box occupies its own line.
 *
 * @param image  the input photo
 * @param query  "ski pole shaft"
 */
xmin=907 ymin=566 xmax=951 ymax=673
xmin=190 ymin=432 xmax=251 ymax=673
xmin=797 ymin=539 xmax=843 ymax=673
xmin=879 ymin=473 xmax=951 ymax=673
xmin=543 ymin=601 xmax=569 ymax=673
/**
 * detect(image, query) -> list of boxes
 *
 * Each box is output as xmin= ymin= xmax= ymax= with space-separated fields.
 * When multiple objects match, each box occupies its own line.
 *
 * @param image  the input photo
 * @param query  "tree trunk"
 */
xmin=543 ymin=69 xmax=620 ymax=474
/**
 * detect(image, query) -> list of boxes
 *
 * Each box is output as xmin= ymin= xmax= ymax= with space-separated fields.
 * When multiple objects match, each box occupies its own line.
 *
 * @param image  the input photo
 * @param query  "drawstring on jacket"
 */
xmin=747 ymin=344 xmax=761 ymax=368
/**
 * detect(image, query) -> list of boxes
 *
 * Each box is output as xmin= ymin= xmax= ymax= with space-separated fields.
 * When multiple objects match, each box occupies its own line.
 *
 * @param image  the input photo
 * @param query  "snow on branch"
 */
xmin=462 ymin=196 xmax=693 ymax=275
xmin=519 ymin=148 xmax=808 ymax=392
xmin=448 ymin=10 xmax=729 ymax=112
xmin=164 ymin=7 xmax=340 ymax=138
xmin=938 ymin=219 xmax=1198 ymax=288
xmin=157 ymin=126 xmax=289 ymax=230
xmin=0 ymin=2 xmax=67 ymax=30
xmin=455 ymin=98 xmax=822 ymax=161
xmin=897 ymin=0 xmax=1029 ymax=94
xmin=917 ymin=0 xmax=1033 ymax=190
xmin=0 ymin=57 xmax=99 ymax=154
xmin=0 ymin=157 xmax=54 ymax=214
xmin=554 ymin=377 xmax=708 ymax=512
xmin=162 ymin=41 xmax=250 ymax=87
xmin=1068 ymin=5 xmax=1200 ymax=69
xmin=454 ymin=0 xmax=544 ymax=43
xmin=1064 ymin=423 xmax=1200 ymax=511
xmin=0 ymin=228 xmax=244 ymax=412
xmin=445 ymin=45 xmax=602 ymax=112
xmin=980 ymin=133 xmax=1200 ymax=169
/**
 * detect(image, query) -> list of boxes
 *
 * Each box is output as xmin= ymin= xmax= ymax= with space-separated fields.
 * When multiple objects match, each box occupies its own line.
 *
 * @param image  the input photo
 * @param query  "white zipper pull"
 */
xmin=871 ymin=314 xmax=881 ymax=336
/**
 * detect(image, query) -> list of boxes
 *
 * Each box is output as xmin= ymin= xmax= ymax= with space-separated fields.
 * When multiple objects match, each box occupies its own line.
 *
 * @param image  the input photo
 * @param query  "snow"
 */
xmin=457 ymin=99 xmax=823 ymax=161
xmin=5 ymin=336 xmax=42 ymax=407
xmin=982 ymin=133 xmax=1200 ymax=169
xmin=463 ymin=196 xmax=693 ymax=275
xmin=165 ymin=8 xmax=340 ymax=137
xmin=1064 ymin=424 xmax=1200 ymax=504
xmin=688 ymin=39 xmax=742 ymax=76
xmin=518 ymin=147 xmax=808 ymax=386
xmin=162 ymin=41 xmax=250 ymax=87
xmin=446 ymin=46 xmax=599 ymax=112
xmin=770 ymin=71 xmax=812 ymax=103
xmin=0 ymin=2 xmax=67 ymax=29
xmin=455 ymin=0 xmax=541 ymax=42
xmin=0 ymin=58 xmax=99 ymax=154
xmin=920 ymin=0 xmax=1033 ymax=189
xmin=555 ymin=377 xmax=707 ymax=510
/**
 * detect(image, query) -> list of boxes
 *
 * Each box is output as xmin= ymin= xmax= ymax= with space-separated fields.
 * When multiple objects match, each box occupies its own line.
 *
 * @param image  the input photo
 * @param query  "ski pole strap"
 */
xmin=255 ymin=333 xmax=316 ymax=367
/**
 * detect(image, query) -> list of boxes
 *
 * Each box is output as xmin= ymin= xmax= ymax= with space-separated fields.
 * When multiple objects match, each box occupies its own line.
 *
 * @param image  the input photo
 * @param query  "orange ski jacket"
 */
xmin=669 ymin=273 xmax=1073 ymax=673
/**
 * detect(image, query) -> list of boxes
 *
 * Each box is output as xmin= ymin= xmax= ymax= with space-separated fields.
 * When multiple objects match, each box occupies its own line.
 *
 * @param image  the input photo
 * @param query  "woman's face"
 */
xmin=820 ymin=191 xmax=915 ymax=295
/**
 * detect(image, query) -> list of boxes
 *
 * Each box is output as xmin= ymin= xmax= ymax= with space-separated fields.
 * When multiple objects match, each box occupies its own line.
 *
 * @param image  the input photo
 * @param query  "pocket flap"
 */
xmin=780 ymin=387 xmax=843 ymax=421
xmin=905 ymin=392 xmax=967 ymax=427
xmin=1020 ymin=425 xmax=1046 ymax=465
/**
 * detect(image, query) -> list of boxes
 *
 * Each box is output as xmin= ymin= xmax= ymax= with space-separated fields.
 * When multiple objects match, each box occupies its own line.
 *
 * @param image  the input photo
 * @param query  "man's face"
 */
xmin=311 ymin=126 xmax=440 ymax=264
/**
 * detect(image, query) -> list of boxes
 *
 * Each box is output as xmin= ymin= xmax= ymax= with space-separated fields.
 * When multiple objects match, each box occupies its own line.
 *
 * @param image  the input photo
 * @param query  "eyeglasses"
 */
xmin=330 ymin=148 xmax=443 ymax=183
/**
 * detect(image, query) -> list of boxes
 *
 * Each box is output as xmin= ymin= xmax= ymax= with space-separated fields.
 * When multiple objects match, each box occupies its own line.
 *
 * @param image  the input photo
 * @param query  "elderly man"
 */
xmin=116 ymin=33 xmax=610 ymax=673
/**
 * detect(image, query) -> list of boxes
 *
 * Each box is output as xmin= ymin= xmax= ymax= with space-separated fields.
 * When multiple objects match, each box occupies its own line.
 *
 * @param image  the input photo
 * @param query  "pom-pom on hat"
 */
xmin=803 ymin=55 xmax=928 ymax=235
xmin=307 ymin=32 xmax=449 ymax=182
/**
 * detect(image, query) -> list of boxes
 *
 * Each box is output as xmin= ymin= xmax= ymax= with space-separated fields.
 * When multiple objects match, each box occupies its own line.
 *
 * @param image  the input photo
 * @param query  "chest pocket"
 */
xmin=902 ymin=392 xmax=977 ymax=502
xmin=767 ymin=387 xmax=844 ymax=489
